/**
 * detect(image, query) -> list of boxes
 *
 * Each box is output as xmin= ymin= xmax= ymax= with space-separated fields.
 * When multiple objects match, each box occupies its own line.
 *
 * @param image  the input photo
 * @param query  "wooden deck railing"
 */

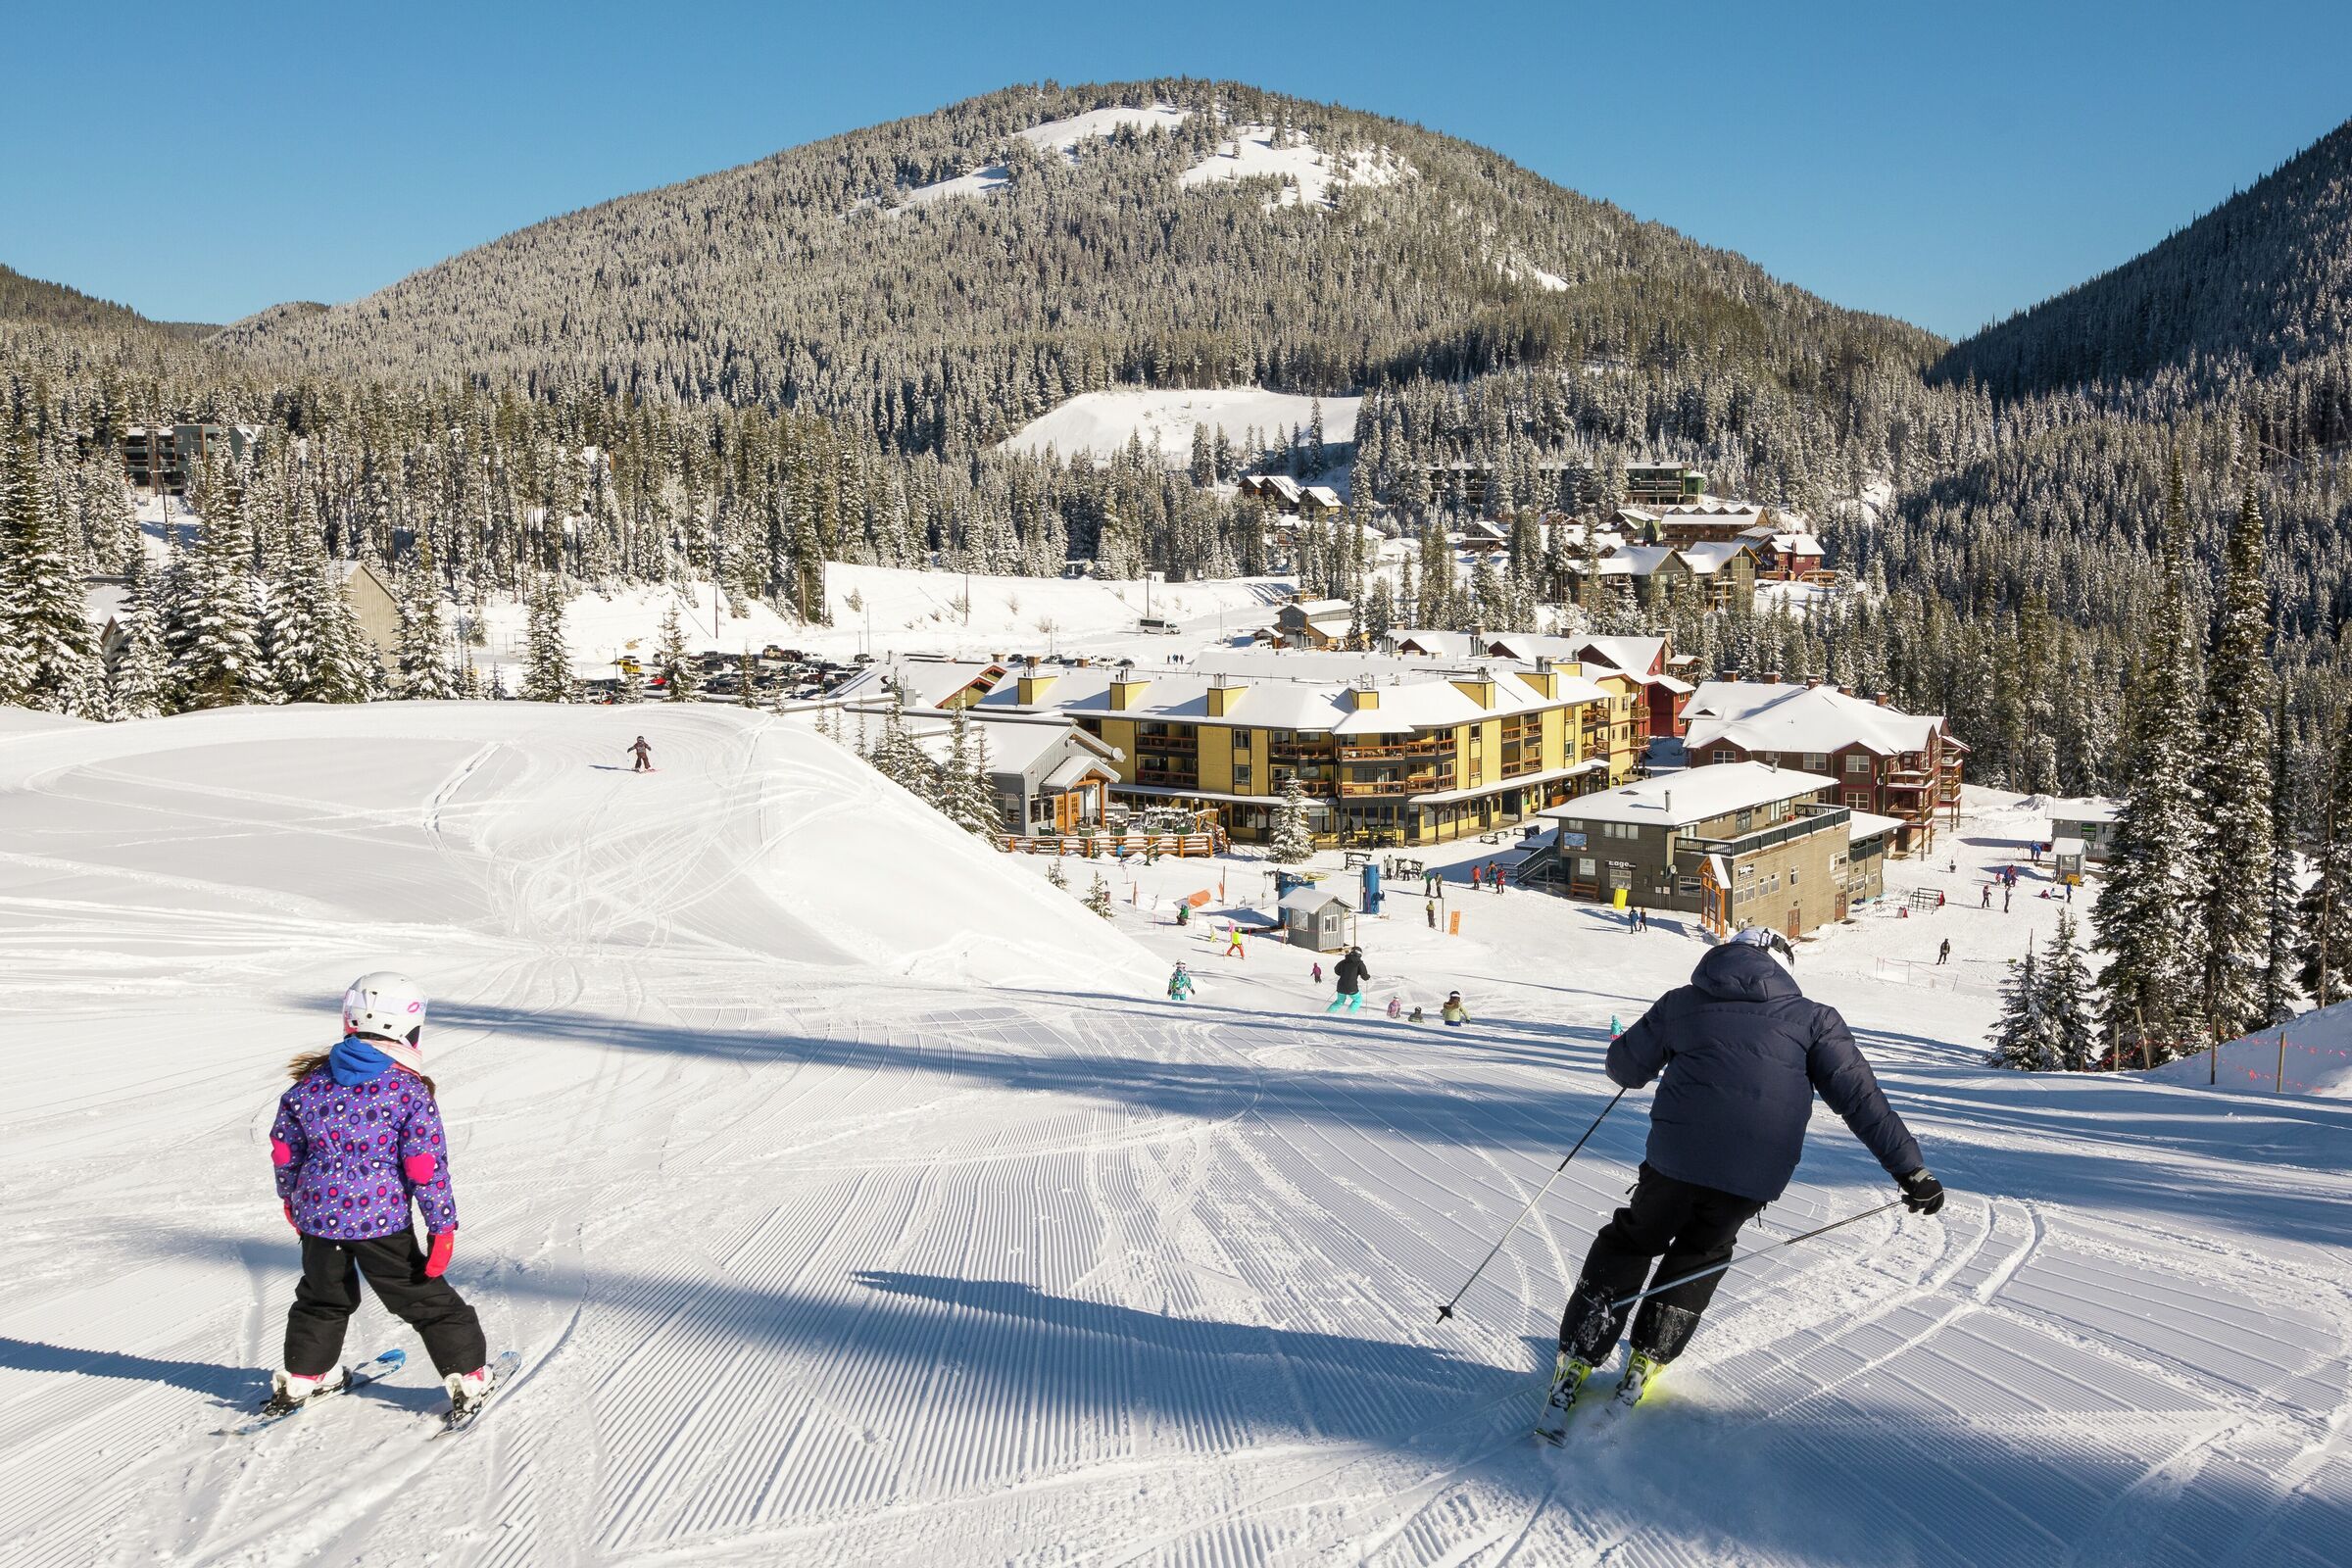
xmin=993 ymin=829 xmax=1229 ymax=858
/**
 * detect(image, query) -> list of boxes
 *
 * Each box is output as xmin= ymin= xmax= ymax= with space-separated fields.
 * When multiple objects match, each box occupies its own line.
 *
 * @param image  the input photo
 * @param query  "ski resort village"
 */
xmin=8 ymin=38 xmax=2352 ymax=1568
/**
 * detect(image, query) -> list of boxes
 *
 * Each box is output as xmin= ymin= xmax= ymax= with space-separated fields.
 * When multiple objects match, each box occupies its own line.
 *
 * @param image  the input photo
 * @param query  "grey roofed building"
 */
xmin=901 ymin=708 xmax=1122 ymax=836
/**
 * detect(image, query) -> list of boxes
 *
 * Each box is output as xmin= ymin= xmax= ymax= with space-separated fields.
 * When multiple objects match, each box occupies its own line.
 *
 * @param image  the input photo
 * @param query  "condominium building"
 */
xmin=974 ymin=652 xmax=1617 ymax=847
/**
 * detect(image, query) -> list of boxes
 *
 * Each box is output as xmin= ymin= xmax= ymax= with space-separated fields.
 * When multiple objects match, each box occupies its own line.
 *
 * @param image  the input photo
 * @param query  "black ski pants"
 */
xmin=1557 ymin=1163 xmax=1765 ymax=1365
xmin=285 ymin=1231 xmax=486 ymax=1378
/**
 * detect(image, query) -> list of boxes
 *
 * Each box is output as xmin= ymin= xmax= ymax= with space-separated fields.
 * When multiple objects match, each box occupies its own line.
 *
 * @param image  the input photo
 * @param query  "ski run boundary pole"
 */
xmin=1609 ymin=1198 xmax=1908 ymax=1315
xmin=1435 ymin=1087 xmax=1627 ymax=1324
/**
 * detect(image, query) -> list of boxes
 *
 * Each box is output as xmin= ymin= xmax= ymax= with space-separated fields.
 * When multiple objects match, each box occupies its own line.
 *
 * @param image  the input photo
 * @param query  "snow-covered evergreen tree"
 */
xmin=2261 ymin=688 xmax=2304 ymax=1024
xmin=394 ymin=543 xmax=457 ymax=699
xmin=1045 ymin=858 xmax=1068 ymax=890
xmin=1987 ymin=939 xmax=2057 ymax=1071
xmin=519 ymin=574 xmax=573 ymax=703
xmin=2194 ymin=479 xmax=2275 ymax=1038
xmin=657 ymin=603 xmax=698 ymax=702
xmin=1268 ymin=774 xmax=1314 ymax=864
xmin=2297 ymin=713 xmax=2352 ymax=1009
xmin=172 ymin=464 xmax=270 ymax=711
xmin=2038 ymin=910 xmax=2098 ymax=1071
xmin=1 ymin=432 xmax=104 ymax=715
xmin=937 ymin=705 xmax=1002 ymax=835
xmin=2095 ymin=456 xmax=2206 ymax=1062
xmin=1083 ymin=871 xmax=1114 ymax=919
xmin=109 ymin=551 xmax=169 ymax=720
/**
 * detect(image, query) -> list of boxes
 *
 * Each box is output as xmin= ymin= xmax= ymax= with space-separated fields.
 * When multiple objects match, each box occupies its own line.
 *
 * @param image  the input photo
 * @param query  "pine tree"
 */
xmin=616 ymin=654 xmax=647 ymax=704
xmin=937 ymin=705 xmax=1001 ymax=834
xmin=172 ymin=463 xmax=270 ymax=710
xmin=657 ymin=602 xmax=698 ymax=702
xmin=1 ymin=433 xmax=103 ymax=716
xmin=1083 ymin=871 xmax=1114 ymax=919
xmin=2095 ymin=455 xmax=2206 ymax=1062
xmin=519 ymin=573 xmax=573 ymax=702
xmin=394 ymin=543 xmax=457 ymax=699
xmin=1987 ymin=939 xmax=2058 ymax=1071
xmin=2038 ymin=910 xmax=2097 ymax=1071
xmin=2194 ymin=480 xmax=2274 ymax=1038
xmin=109 ymin=550 xmax=169 ymax=720
xmin=1046 ymin=857 xmax=1068 ymax=890
xmin=2260 ymin=687 xmax=2303 ymax=1024
xmin=1268 ymin=774 xmax=1314 ymax=864
xmin=2297 ymin=712 xmax=2352 ymax=1009
xmin=736 ymin=650 xmax=760 ymax=709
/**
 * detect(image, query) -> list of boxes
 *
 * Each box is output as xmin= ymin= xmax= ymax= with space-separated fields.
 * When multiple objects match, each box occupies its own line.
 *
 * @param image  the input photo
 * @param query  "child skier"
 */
xmin=1442 ymin=991 xmax=1470 ymax=1026
xmin=627 ymin=735 xmax=653 ymax=773
xmin=261 ymin=972 xmax=496 ymax=1424
xmin=1167 ymin=962 xmax=1194 ymax=1002
xmin=1540 ymin=929 xmax=1943 ymax=1432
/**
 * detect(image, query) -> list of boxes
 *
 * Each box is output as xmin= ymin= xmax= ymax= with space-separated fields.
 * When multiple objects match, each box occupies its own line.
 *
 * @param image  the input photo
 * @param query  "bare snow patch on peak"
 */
xmin=896 ymin=103 xmax=1190 ymax=210
xmin=1496 ymin=257 xmax=1572 ymax=293
xmin=1179 ymin=127 xmax=1412 ymax=210
xmin=999 ymin=385 xmax=1361 ymax=466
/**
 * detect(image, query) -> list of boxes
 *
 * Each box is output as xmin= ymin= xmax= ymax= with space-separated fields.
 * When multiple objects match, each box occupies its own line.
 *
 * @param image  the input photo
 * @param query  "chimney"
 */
xmin=1107 ymin=676 xmax=1151 ymax=711
xmin=1805 ymin=675 xmax=1823 ymax=690
xmin=1761 ymin=671 xmax=1783 ymax=685
xmin=1874 ymin=692 xmax=1889 ymax=708
xmin=1016 ymin=671 xmax=1060 ymax=706
xmin=1720 ymin=669 xmax=1740 ymax=683
xmin=1205 ymin=678 xmax=1245 ymax=717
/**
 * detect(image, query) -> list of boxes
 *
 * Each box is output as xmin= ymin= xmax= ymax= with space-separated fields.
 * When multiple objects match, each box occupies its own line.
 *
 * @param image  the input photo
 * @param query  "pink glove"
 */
xmin=283 ymin=1200 xmax=297 ymax=1230
xmin=423 ymin=1231 xmax=455 ymax=1279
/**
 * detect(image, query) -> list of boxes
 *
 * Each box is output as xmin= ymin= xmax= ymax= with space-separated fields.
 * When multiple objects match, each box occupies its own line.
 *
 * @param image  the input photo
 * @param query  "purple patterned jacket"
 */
xmin=270 ymin=1068 xmax=459 ymax=1240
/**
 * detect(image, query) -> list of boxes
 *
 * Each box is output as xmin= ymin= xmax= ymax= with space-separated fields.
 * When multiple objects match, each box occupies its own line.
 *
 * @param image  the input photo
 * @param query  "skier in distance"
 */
xmin=262 ymin=972 xmax=497 ymax=1424
xmin=1167 ymin=961 xmax=1194 ymax=1002
xmin=1545 ymin=927 xmax=1944 ymax=1418
xmin=627 ymin=735 xmax=654 ymax=773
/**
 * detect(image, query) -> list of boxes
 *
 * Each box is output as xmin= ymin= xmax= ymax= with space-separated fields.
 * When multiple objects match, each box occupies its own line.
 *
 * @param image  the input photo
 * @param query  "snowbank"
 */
xmin=2140 ymin=1000 xmax=2352 ymax=1099
xmin=899 ymin=103 xmax=1189 ymax=208
xmin=999 ymin=385 xmax=1360 ymax=466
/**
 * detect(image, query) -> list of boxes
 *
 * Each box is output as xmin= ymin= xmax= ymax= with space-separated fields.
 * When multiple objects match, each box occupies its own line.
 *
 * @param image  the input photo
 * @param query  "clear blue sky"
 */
xmin=7 ymin=0 xmax=2348 ymax=340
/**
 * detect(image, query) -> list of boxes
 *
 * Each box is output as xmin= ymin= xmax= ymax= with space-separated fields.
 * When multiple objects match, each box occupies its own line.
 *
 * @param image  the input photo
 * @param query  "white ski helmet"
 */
xmin=343 ymin=971 xmax=427 ymax=1044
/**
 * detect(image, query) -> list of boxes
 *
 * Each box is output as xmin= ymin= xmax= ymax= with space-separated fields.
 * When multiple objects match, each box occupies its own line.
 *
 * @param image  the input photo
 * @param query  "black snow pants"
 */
xmin=284 ymin=1231 xmax=486 ymax=1378
xmin=1556 ymin=1163 xmax=1765 ymax=1365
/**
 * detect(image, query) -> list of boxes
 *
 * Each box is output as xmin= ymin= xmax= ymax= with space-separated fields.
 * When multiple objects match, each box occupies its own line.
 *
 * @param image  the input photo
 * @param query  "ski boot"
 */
xmin=258 ymin=1364 xmax=347 ymax=1421
xmin=444 ymin=1366 xmax=493 ymax=1424
xmin=1532 ymin=1351 xmax=1594 ymax=1444
xmin=1611 ymin=1349 xmax=1663 ymax=1410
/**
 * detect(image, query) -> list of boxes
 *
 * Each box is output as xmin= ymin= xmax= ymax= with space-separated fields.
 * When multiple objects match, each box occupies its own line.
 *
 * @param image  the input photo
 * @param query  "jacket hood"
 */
xmin=1691 ymin=942 xmax=1801 ymax=1003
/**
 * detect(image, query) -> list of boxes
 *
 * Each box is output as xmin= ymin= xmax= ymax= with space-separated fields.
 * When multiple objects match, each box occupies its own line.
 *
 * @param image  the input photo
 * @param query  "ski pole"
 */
xmin=1609 ymin=1198 xmax=1905 ymax=1314
xmin=1435 ymin=1087 xmax=1626 ymax=1324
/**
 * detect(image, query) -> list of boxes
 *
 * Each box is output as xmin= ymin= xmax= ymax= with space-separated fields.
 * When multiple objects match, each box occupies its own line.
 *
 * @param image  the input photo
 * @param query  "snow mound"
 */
xmin=899 ymin=103 xmax=1189 ymax=208
xmin=0 ymin=703 xmax=1156 ymax=997
xmin=2140 ymin=1000 xmax=2352 ymax=1098
xmin=811 ymin=560 xmax=1291 ymax=661
xmin=999 ymin=385 xmax=1361 ymax=465
xmin=1180 ymin=126 xmax=1412 ymax=209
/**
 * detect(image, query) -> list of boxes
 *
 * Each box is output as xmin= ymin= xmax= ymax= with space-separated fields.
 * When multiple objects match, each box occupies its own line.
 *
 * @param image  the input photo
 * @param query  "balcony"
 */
xmin=1338 ymin=738 xmax=1454 ymax=762
xmin=1267 ymin=740 xmax=1338 ymax=762
xmin=1135 ymin=733 xmax=1195 ymax=756
xmin=1338 ymin=773 xmax=1450 ymax=798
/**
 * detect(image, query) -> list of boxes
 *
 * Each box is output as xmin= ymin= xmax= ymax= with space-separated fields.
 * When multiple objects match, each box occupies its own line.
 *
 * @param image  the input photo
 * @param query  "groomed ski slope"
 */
xmin=0 ymin=706 xmax=2347 ymax=1567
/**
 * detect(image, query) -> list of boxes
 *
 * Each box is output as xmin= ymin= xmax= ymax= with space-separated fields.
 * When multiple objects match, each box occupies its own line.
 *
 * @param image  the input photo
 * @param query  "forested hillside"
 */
xmin=0 ymin=264 xmax=214 ymax=343
xmin=216 ymin=78 xmax=1938 ymax=451
xmin=1935 ymin=118 xmax=2352 ymax=398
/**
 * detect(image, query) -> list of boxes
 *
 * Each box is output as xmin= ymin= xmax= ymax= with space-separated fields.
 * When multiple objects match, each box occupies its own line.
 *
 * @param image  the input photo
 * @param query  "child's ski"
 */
xmin=432 ymin=1349 xmax=522 ymax=1439
xmin=218 ymin=1349 xmax=406 ymax=1437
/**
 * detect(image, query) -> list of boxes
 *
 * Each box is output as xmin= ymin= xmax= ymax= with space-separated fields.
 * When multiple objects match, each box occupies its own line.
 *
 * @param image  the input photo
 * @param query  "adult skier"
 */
xmin=627 ymin=735 xmax=653 ymax=773
xmin=1167 ymin=961 xmax=1194 ymax=1002
xmin=1542 ymin=928 xmax=1944 ymax=1426
xmin=1325 ymin=946 xmax=1369 ymax=1013
xmin=261 ymin=972 xmax=497 ymax=1425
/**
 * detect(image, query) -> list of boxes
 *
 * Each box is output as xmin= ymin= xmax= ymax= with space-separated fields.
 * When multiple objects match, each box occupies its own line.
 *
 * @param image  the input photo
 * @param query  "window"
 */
xmin=1711 ymin=748 xmax=1737 ymax=765
xmin=1845 ymin=754 xmax=1872 ymax=775
xmin=1844 ymin=790 xmax=1870 ymax=809
xmin=1578 ymin=858 xmax=1597 ymax=877
xmin=1803 ymin=753 xmax=1829 ymax=772
xmin=1789 ymin=868 xmax=1799 ymax=885
xmin=1736 ymin=810 xmax=1754 ymax=834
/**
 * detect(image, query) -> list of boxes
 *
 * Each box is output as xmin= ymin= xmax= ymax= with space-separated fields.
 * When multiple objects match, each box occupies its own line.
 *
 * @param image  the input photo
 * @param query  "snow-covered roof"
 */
xmin=81 ymin=583 xmax=128 ymax=628
xmin=897 ymin=710 xmax=1113 ymax=777
xmin=1284 ymin=597 xmax=1350 ymax=616
xmin=1042 ymin=753 xmax=1112 ymax=791
xmin=832 ymin=657 xmax=1005 ymax=710
xmin=1278 ymin=885 xmax=1352 ymax=913
xmin=1678 ymin=541 xmax=1753 ymax=574
xmin=2052 ymin=836 xmax=2087 ymax=857
xmin=978 ymin=654 xmax=1606 ymax=733
xmin=1538 ymin=761 xmax=1838 ymax=829
xmin=1846 ymin=809 xmax=1906 ymax=843
xmin=1682 ymin=681 xmax=1950 ymax=758
xmin=1302 ymin=485 xmax=1343 ymax=508
xmin=2047 ymin=799 xmax=2120 ymax=825
xmin=1383 ymin=629 xmax=1480 ymax=659
xmin=1565 ymin=636 xmax=1666 ymax=678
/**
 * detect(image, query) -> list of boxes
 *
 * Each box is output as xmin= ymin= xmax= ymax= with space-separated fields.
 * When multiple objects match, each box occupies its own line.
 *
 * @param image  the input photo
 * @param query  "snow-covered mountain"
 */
xmin=2 ymin=709 xmax=2346 ymax=1563
xmin=210 ymin=79 xmax=1941 ymax=443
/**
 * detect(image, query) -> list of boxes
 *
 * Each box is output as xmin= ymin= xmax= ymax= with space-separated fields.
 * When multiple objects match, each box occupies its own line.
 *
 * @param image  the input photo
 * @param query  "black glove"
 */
xmin=1898 ymin=1168 xmax=1945 ymax=1216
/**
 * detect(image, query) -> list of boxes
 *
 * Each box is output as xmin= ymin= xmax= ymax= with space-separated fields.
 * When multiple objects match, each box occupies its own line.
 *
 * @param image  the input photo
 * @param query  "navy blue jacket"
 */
xmin=1607 ymin=944 xmax=1923 ymax=1202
